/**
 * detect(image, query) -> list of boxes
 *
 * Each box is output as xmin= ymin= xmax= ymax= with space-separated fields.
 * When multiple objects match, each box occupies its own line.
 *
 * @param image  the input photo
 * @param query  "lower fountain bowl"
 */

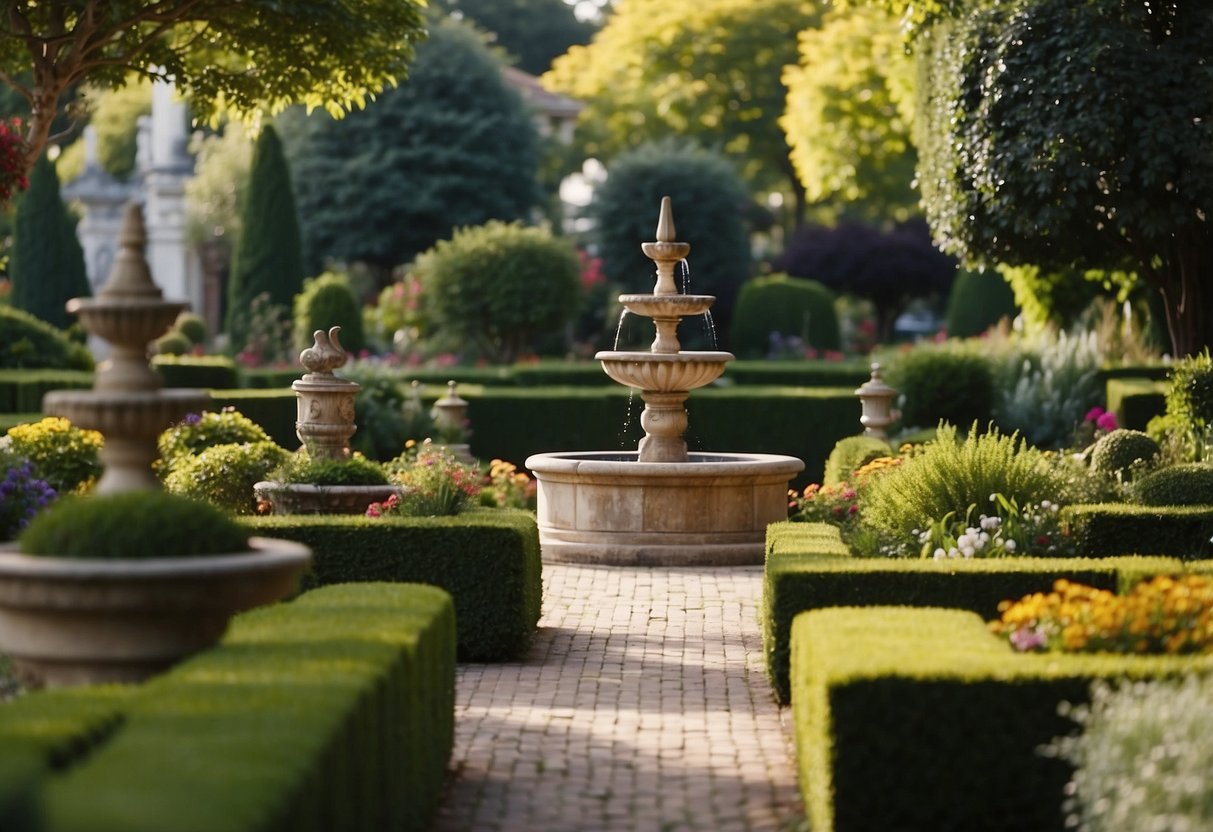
xmin=524 ymin=451 xmax=804 ymax=566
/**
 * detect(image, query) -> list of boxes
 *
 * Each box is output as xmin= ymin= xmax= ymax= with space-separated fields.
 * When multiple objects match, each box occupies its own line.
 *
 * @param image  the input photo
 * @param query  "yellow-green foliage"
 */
xmin=156 ymin=409 xmax=274 ymax=477
xmin=1132 ymin=463 xmax=1213 ymax=507
xmin=163 ymin=441 xmax=289 ymax=515
xmin=861 ymin=423 xmax=1068 ymax=543
xmin=822 ymin=435 xmax=892 ymax=487
xmin=1089 ymin=428 xmax=1160 ymax=479
xmin=790 ymin=605 xmax=1213 ymax=832
xmin=4 ymin=416 xmax=102 ymax=494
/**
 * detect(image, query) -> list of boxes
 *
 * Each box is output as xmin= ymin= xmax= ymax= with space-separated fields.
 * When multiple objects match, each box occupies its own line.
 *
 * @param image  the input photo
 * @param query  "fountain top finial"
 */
xmin=656 ymin=196 xmax=676 ymax=243
xmin=299 ymin=326 xmax=349 ymax=377
xmin=97 ymin=202 xmax=164 ymax=300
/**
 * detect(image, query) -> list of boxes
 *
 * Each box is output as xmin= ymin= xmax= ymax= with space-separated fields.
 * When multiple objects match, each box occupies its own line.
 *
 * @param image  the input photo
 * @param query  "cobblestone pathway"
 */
xmin=430 ymin=564 xmax=805 ymax=832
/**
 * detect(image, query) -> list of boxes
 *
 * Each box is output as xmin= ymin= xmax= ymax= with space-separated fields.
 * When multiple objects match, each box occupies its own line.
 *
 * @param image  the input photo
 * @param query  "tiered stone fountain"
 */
xmin=44 ymin=202 xmax=208 ymax=491
xmin=526 ymin=198 xmax=803 ymax=565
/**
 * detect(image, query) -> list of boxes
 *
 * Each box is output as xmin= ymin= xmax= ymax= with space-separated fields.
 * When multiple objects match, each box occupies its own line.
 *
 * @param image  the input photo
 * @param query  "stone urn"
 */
xmin=253 ymin=482 xmax=400 ymax=515
xmin=0 ymin=538 xmax=311 ymax=688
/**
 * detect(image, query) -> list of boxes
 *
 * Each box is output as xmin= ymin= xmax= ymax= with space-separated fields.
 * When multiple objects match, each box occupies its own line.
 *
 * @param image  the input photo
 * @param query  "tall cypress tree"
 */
xmin=9 ymin=155 xmax=90 ymax=329
xmin=225 ymin=125 xmax=305 ymax=353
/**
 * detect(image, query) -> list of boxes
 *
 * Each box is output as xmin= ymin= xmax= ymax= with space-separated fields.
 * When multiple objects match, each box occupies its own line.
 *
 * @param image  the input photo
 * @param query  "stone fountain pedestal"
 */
xmin=527 ymin=197 xmax=803 ymax=565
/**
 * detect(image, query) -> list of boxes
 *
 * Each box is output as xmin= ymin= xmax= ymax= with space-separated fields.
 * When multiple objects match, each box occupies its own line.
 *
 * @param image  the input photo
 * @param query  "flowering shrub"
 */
xmin=0 ymin=118 xmax=28 ymax=207
xmin=479 ymin=458 xmax=535 ymax=509
xmin=918 ymin=493 xmax=1071 ymax=560
xmin=375 ymin=440 xmax=481 ymax=516
xmin=0 ymin=451 xmax=56 ymax=542
xmin=3 ymin=417 xmax=102 ymax=495
xmin=156 ymin=408 xmax=272 ymax=476
xmin=990 ymin=575 xmax=1213 ymax=654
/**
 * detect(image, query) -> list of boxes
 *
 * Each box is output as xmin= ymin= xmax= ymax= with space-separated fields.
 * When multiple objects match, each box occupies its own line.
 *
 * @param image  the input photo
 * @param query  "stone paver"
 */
xmin=430 ymin=564 xmax=805 ymax=832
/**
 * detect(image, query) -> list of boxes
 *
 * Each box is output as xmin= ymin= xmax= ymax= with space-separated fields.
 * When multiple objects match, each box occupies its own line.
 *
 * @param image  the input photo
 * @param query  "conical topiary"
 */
xmin=225 ymin=125 xmax=305 ymax=353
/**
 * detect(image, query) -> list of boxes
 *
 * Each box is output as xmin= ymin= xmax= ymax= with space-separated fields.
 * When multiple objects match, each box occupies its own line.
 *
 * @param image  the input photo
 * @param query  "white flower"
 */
xmin=979 ymin=531 xmax=990 ymax=545
xmin=1041 ymin=500 xmax=1052 ymax=510
xmin=980 ymin=515 xmax=1001 ymax=531
xmin=933 ymin=548 xmax=946 ymax=561
xmin=961 ymin=546 xmax=976 ymax=558
xmin=989 ymin=493 xmax=997 ymax=502
xmin=957 ymin=533 xmax=974 ymax=549
xmin=1004 ymin=539 xmax=1017 ymax=552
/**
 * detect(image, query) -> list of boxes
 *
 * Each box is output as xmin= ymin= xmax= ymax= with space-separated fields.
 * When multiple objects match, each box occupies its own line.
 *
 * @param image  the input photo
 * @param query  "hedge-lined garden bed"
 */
xmin=763 ymin=521 xmax=1181 ymax=703
xmin=0 ymin=582 xmax=456 ymax=832
xmin=243 ymin=510 xmax=541 ymax=662
xmin=1063 ymin=502 xmax=1213 ymax=558
xmin=791 ymin=605 xmax=1213 ymax=832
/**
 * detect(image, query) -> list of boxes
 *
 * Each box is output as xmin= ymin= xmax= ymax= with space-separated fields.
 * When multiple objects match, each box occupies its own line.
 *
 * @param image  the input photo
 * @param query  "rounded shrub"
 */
xmin=268 ymin=453 xmax=388 ymax=486
xmin=945 ymin=268 xmax=1018 ymax=338
xmin=292 ymin=271 xmax=366 ymax=355
xmin=163 ymin=441 xmax=290 ymax=515
xmin=1132 ymin=463 xmax=1213 ymax=507
xmin=156 ymin=410 xmax=273 ymax=477
xmin=4 ymin=417 xmax=102 ymax=495
xmin=153 ymin=330 xmax=191 ymax=356
xmin=1089 ymin=429 xmax=1161 ymax=479
xmin=0 ymin=305 xmax=94 ymax=370
xmin=19 ymin=490 xmax=249 ymax=559
xmin=415 ymin=221 xmax=581 ymax=364
xmin=729 ymin=273 xmax=840 ymax=358
xmin=823 ymin=435 xmax=894 ymax=487
xmin=884 ymin=344 xmax=997 ymax=430
xmin=172 ymin=311 xmax=209 ymax=346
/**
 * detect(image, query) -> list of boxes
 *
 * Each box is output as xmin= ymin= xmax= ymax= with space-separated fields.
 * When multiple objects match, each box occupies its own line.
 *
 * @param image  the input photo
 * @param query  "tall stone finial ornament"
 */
xmin=292 ymin=326 xmax=360 ymax=461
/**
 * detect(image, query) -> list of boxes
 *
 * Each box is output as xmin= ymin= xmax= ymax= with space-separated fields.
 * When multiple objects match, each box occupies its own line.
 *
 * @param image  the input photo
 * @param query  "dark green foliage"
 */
xmin=225 ymin=125 xmax=306 ymax=353
xmin=345 ymin=376 xmax=424 ymax=462
xmin=156 ymin=409 xmax=274 ymax=475
xmin=245 ymin=510 xmax=541 ymax=661
xmin=914 ymin=2 xmax=1213 ymax=356
xmin=163 ymin=441 xmax=290 ymax=515
xmin=1133 ymin=464 xmax=1213 ymax=508
xmin=1089 ymin=429 xmax=1160 ymax=479
xmin=1165 ymin=350 xmax=1213 ymax=427
xmin=762 ymin=521 xmax=1178 ymax=703
xmin=725 ymin=361 xmax=871 ymax=388
xmin=414 ymin=221 xmax=581 ymax=363
xmin=791 ymin=606 xmax=1211 ymax=832
xmin=291 ymin=273 xmax=365 ymax=354
xmin=172 ymin=312 xmax=208 ymax=346
xmin=0 ymin=307 xmax=93 ymax=371
xmin=0 ymin=747 xmax=41 ymax=832
xmin=1064 ymin=503 xmax=1213 ymax=560
xmin=0 ymin=370 xmax=92 ymax=413
xmin=729 ymin=273 xmax=840 ymax=358
xmin=771 ymin=219 xmax=956 ymax=343
xmin=431 ymin=0 xmax=596 ymax=75
xmin=823 ymin=436 xmax=893 ymax=487
xmin=280 ymin=18 xmax=540 ymax=273
xmin=587 ymin=141 xmax=752 ymax=341
xmin=8 ymin=156 xmax=90 ymax=330
xmin=269 ymin=453 xmax=388 ymax=486
xmin=150 ymin=356 xmax=239 ymax=390
xmin=151 ymin=330 xmax=190 ymax=356
xmin=9 ymin=583 xmax=455 ymax=832
xmin=1105 ymin=378 xmax=1167 ymax=432
xmin=19 ymin=491 xmax=250 ymax=558
xmin=885 ymin=344 xmax=996 ymax=429
xmin=945 ymin=268 xmax=1017 ymax=338
xmin=206 ymin=390 xmax=299 ymax=449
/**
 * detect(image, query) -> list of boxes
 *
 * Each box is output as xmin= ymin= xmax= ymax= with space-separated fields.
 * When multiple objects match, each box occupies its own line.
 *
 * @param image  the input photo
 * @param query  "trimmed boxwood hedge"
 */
xmin=763 ymin=521 xmax=1181 ymax=704
xmin=1064 ymin=502 xmax=1213 ymax=559
xmin=243 ymin=510 xmax=541 ymax=661
xmin=151 ymin=356 xmax=239 ymax=390
xmin=0 ymin=582 xmax=456 ymax=832
xmin=1105 ymin=377 xmax=1167 ymax=431
xmin=207 ymin=389 xmax=299 ymax=449
xmin=791 ymin=606 xmax=1213 ymax=832
xmin=0 ymin=371 xmax=93 ymax=414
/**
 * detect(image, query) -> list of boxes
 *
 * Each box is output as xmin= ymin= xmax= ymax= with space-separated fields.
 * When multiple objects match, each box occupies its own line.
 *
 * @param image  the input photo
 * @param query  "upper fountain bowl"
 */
xmin=595 ymin=350 xmax=732 ymax=392
xmin=618 ymin=294 xmax=716 ymax=320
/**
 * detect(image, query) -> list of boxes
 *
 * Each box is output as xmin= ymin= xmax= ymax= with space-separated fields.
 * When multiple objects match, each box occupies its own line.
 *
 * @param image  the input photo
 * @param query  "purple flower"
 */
xmin=182 ymin=412 xmax=202 ymax=426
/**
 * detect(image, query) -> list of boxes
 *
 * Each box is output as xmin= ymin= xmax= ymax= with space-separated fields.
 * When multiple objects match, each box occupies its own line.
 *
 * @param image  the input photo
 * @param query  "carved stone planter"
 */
xmin=0 ymin=538 xmax=311 ymax=688
xmin=253 ymin=482 xmax=401 ymax=515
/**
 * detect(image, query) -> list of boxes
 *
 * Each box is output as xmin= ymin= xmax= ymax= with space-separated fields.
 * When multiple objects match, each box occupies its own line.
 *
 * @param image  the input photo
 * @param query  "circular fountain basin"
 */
xmin=596 ymin=351 xmax=733 ymax=391
xmin=525 ymin=451 xmax=804 ymax=566
xmin=618 ymin=294 xmax=716 ymax=319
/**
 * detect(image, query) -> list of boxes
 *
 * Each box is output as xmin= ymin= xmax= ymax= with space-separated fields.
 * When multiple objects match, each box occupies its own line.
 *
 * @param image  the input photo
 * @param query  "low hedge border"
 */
xmin=1104 ymin=377 xmax=1167 ymax=431
xmin=763 ymin=521 xmax=1181 ymax=704
xmin=0 ymin=413 xmax=40 ymax=434
xmin=0 ymin=582 xmax=456 ymax=832
xmin=207 ymin=389 xmax=299 ymax=450
xmin=151 ymin=356 xmax=239 ymax=390
xmin=0 ymin=371 xmax=93 ymax=414
xmin=1064 ymin=502 xmax=1213 ymax=559
xmin=791 ymin=605 xmax=1213 ymax=832
xmin=243 ymin=510 xmax=542 ymax=661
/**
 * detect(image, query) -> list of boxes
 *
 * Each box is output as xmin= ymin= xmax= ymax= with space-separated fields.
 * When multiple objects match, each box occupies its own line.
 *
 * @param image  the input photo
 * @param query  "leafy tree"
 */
xmin=781 ymin=4 xmax=919 ymax=223
xmin=433 ymin=0 xmax=597 ymax=75
xmin=279 ymin=18 xmax=540 ymax=276
xmin=225 ymin=125 xmax=305 ymax=352
xmin=772 ymin=219 xmax=956 ymax=342
xmin=292 ymin=272 xmax=366 ymax=355
xmin=9 ymin=155 xmax=90 ymax=329
xmin=56 ymin=78 xmax=153 ymax=182
xmin=545 ymin=0 xmax=822 ymax=225
xmin=414 ymin=221 xmax=582 ymax=364
xmin=587 ymin=141 xmax=753 ymax=341
xmin=0 ymin=0 xmax=427 ymax=177
xmin=912 ymin=0 xmax=1213 ymax=356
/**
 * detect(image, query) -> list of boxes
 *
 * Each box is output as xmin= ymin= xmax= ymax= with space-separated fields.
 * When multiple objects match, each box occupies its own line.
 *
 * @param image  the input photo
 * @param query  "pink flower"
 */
xmin=1084 ymin=406 xmax=1106 ymax=423
xmin=1096 ymin=411 xmax=1118 ymax=432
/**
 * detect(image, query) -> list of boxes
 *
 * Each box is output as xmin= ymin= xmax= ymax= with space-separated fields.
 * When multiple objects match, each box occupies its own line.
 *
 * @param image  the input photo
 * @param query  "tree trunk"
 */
xmin=21 ymin=74 xmax=67 ymax=176
xmin=1158 ymin=229 xmax=1213 ymax=358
